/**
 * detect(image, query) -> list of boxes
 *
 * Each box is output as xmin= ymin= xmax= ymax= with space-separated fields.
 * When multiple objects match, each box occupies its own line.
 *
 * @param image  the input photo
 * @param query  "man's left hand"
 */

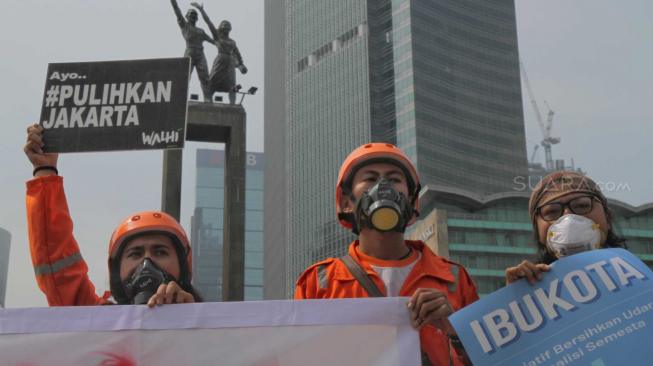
xmin=147 ymin=281 xmax=195 ymax=307
xmin=407 ymin=288 xmax=455 ymax=333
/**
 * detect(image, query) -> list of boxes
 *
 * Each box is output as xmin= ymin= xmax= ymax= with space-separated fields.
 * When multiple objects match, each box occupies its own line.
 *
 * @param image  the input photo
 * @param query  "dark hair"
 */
xmin=187 ymin=286 xmax=203 ymax=302
xmin=342 ymin=157 xmax=418 ymax=199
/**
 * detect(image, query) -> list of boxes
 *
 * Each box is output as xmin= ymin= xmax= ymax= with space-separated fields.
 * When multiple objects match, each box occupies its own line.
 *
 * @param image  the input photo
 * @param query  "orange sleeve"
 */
xmin=293 ymin=284 xmax=307 ymax=300
xmin=294 ymin=258 xmax=337 ymax=299
xmin=293 ymin=266 xmax=316 ymax=299
xmin=26 ymin=175 xmax=104 ymax=306
xmin=458 ymin=265 xmax=480 ymax=306
xmin=452 ymin=266 xmax=479 ymax=365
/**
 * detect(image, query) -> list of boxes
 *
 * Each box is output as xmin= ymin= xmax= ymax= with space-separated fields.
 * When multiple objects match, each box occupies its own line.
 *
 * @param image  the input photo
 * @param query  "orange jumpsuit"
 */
xmin=295 ymin=240 xmax=478 ymax=366
xmin=26 ymin=175 xmax=110 ymax=305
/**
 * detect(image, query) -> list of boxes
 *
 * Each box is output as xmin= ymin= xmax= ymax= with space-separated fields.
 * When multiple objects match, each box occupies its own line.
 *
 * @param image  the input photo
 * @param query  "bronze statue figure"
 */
xmin=170 ymin=0 xmax=213 ymax=102
xmin=191 ymin=3 xmax=248 ymax=104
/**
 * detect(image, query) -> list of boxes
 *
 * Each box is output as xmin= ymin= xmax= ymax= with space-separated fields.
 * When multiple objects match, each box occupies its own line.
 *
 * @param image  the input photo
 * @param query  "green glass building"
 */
xmin=192 ymin=149 xmax=264 ymax=301
xmin=409 ymin=187 xmax=653 ymax=296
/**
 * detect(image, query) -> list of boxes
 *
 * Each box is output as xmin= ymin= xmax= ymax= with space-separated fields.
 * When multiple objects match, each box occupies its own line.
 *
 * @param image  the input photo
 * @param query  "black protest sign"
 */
xmin=39 ymin=57 xmax=190 ymax=152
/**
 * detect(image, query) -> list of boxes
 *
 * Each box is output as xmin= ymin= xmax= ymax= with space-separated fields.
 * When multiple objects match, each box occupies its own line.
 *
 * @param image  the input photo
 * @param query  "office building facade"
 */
xmin=264 ymin=0 xmax=288 ymax=299
xmin=192 ymin=149 xmax=264 ymax=301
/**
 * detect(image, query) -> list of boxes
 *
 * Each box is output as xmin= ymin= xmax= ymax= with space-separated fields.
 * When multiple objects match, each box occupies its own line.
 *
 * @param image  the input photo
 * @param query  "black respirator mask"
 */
xmin=354 ymin=178 xmax=414 ymax=234
xmin=122 ymin=258 xmax=173 ymax=305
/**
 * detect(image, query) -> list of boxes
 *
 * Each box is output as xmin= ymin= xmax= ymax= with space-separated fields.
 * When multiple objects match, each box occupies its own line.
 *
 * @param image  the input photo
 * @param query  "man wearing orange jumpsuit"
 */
xmin=295 ymin=143 xmax=478 ymax=366
xmin=24 ymin=123 xmax=200 ymax=306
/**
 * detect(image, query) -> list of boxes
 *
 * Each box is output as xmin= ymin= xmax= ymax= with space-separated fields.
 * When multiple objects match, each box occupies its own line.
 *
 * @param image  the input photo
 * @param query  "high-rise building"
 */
xmin=191 ymin=149 xmax=264 ymax=301
xmin=0 ymin=228 xmax=11 ymax=308
xmin=277 ymin=0 xmax=527 ymax=296
xmin=408 ymin=187 xmax=653 ymax=296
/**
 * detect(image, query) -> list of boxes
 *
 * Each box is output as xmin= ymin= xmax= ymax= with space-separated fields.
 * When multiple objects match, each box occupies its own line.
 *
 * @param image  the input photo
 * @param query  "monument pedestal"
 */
xmin=162 ymin=101 xmax=246 ymax=301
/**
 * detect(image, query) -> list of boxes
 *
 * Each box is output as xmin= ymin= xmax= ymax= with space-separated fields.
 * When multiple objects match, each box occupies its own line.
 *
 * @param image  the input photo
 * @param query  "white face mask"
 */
xmin=546 ymin=214 xmax=604 ymax=258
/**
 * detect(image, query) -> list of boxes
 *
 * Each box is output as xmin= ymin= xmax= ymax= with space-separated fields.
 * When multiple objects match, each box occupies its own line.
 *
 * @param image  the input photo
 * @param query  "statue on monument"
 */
xmin=191 ymin=2 xmax=248 ymax=104
xmin=170 ymin=0 xmax=213 ymax=102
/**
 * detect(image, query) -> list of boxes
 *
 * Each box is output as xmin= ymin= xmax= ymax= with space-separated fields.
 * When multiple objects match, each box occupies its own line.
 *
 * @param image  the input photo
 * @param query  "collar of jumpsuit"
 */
xmin=332 ymin=240 xmax=457 ymax=293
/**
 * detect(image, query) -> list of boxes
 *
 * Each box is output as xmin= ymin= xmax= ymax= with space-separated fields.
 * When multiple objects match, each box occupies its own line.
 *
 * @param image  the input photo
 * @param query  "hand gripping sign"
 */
xmin=449 ymin=249 xmax=653 ymax=366
xmin=39 ymin=57 xmax=190 ymax=153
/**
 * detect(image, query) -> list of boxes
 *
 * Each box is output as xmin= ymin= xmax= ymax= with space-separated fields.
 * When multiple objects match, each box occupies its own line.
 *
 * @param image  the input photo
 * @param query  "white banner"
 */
xmin=0 ymin=298 xmax=420 ymax=366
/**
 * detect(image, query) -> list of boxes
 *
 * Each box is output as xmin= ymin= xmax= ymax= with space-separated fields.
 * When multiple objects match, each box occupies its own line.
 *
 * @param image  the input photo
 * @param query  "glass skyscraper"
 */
xmin=264 ymin=0 xmax=287 ymax=299
xmin=192 ymin=149 xmax=264 ymax=301
xmin=281 ymin=0 xmax=527 ymax=296
xmin=393 ymin=0 xmax=527 ymax=193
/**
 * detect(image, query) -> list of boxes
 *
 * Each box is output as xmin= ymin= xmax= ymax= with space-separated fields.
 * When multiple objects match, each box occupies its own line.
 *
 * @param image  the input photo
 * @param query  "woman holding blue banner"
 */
xmin=23 ymin=123 xmax=201 ymax=306
xmin=506 ymin=171 xmax=627 ymax=284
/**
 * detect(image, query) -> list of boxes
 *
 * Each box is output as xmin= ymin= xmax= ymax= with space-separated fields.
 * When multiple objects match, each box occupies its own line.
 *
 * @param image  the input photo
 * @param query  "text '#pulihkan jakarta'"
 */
xmin=42 ymin=81 xmax=172 ymax=129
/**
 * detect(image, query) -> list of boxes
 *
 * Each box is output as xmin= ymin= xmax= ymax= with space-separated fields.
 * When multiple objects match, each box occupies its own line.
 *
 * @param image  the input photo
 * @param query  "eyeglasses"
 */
xmin=536 ymin=195 xmax=599 ymax=221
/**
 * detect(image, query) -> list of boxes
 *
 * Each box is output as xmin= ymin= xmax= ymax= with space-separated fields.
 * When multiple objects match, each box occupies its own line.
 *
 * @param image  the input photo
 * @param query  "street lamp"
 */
xmin=236 ymin=85 xmax=258 ymax=105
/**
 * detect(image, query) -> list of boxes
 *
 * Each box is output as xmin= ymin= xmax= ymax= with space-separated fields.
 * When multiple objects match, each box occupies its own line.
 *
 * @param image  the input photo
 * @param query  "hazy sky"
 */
xmin=1 ymin=1 xmax=651 ymax=308
xmin=516 ymin=1 xmax=653 ymax=201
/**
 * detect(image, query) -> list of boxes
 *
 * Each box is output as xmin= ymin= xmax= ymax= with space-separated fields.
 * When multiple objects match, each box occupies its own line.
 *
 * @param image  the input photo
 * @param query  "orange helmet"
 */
xmin=108 ymin=211 xmax=193 ymax=303
xmin=336 ymin=143 xmax=421 ymax=230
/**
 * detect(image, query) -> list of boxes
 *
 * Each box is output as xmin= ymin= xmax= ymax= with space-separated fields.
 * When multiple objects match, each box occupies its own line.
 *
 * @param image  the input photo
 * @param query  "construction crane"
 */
xmin=520 ymin=62 xmax=560 ymax=171
xmin=530 ymin=144 xmax=540 ymax=164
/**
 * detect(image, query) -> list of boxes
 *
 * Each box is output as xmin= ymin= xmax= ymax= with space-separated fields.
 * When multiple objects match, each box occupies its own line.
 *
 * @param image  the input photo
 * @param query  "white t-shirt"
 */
xmin=356 ymin=247 xmax=421 ymax=297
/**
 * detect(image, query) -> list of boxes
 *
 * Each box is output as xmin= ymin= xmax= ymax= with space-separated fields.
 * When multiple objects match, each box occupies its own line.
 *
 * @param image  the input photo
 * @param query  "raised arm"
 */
xmin=170 ymin=0 xmax=186 ymax=26
xmin=24 ymin=124 xmax=106 ymax=306
xmin=191 ymin=2 xmax=219 ymax=40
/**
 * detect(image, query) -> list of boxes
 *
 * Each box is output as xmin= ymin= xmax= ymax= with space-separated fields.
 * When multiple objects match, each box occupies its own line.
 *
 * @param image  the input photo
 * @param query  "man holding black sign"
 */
xmin=23 ymin=124 xmax=201 ymax=306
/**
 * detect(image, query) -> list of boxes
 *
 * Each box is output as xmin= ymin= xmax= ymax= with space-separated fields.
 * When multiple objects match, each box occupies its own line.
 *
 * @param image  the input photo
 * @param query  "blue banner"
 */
xmin=450 ymin=249 xmax=653 ymax=366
